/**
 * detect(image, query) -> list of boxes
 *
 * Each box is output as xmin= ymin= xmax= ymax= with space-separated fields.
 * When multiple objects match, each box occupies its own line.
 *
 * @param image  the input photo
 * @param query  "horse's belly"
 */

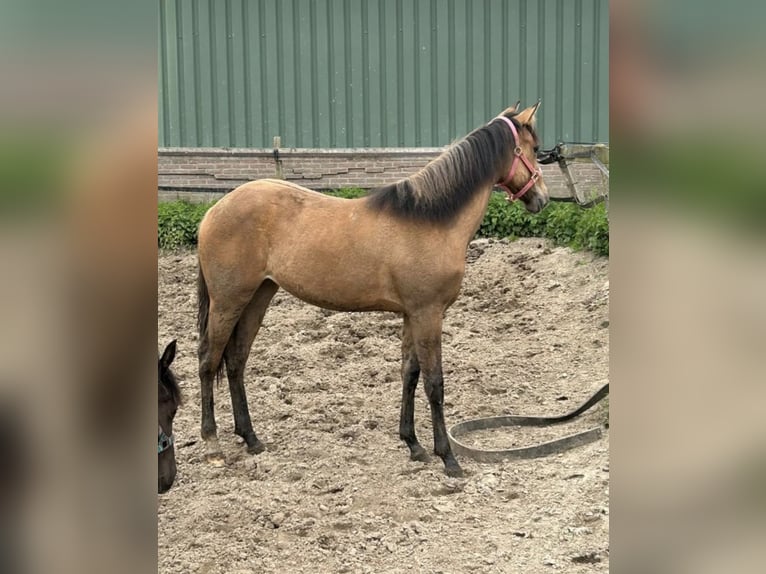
xmin=275 ymin=276 xmax=403 ymax=313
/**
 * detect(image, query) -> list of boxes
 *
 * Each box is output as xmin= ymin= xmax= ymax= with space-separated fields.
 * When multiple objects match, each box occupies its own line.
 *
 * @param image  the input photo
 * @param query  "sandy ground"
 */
xmin=158 ymin=237 xmax=609 ymax=573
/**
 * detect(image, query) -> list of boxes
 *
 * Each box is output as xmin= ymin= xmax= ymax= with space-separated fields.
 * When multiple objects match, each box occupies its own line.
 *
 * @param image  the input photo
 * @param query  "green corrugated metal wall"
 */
xmin=159 ymin=0 xmax=608 ymax=148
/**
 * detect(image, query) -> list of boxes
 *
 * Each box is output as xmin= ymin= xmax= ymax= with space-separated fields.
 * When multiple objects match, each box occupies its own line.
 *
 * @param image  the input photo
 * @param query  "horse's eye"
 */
xmin=534 ymin=145 xmax=540 ymax=153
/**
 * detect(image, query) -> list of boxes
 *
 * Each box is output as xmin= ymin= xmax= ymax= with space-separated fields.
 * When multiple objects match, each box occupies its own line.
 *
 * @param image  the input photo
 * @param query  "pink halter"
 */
xmin=491 ymin=115 xmax=542 ymax=201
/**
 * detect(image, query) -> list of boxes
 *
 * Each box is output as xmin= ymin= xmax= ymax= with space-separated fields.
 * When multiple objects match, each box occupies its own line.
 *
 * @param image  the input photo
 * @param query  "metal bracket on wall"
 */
xmin=273 ymin=136 xmax=283 ymax=179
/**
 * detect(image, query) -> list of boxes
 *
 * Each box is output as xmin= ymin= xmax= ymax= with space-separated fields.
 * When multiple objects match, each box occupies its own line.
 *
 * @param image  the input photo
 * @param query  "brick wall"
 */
xmin=158 ymin=147 xmax=608 ymax=203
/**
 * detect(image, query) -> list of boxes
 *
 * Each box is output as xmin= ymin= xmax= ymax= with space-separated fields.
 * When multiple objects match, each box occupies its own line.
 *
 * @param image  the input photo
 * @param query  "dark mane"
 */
xmin=159 ymin=365 xmax=182 ymax=406
xmin=366 ymin=113 xmax=530 ymax=222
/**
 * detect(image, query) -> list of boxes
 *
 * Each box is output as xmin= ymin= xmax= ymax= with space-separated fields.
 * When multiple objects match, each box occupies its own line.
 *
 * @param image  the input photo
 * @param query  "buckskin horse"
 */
xmin=197 ymin=103 xmax=548 ymax=477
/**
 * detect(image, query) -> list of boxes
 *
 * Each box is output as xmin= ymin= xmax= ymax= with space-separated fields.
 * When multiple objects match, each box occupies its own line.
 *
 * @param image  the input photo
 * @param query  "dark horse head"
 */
xmin=158 ymin=340 xmax=181 ymax=493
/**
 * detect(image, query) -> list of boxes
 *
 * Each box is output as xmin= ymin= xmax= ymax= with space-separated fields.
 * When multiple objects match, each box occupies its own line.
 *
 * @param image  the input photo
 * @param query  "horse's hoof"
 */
xmin=410 ymin=446 xmax=431 ymax=463
xmin=203 ymin=436 xmax=225 ymax=466
xmin=444 ymin=464 xmax=464 ymax=478
xmin=246 ymin=439 xmax=266 ymax=455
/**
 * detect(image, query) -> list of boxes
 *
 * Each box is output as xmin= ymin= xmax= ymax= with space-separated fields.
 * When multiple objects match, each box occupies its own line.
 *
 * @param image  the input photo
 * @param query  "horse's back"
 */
xmin=223 ymin=179 xmax=343 ymax=210
xmin=200 ymin=179 xmax=345 ymax=239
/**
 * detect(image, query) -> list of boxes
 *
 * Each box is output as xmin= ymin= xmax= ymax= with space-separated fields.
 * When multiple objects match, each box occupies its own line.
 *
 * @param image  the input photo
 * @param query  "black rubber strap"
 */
xmin=447 ymin=383 xmax=609 ymax=463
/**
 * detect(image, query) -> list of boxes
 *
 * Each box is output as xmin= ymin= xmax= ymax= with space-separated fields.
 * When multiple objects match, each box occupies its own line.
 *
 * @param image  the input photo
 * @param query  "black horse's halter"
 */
xmin=158 ymin=424 xmax=174 ymax=454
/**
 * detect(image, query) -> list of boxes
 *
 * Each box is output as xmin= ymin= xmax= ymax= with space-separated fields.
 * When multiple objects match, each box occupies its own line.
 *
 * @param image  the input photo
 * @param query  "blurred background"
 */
xmin=610 ymin=0 xmax=766 ymax=572
xmin=0 ymin=0 xmax=764 ymax=572
xmin=0 ymin=1 xmax=158 ymax=573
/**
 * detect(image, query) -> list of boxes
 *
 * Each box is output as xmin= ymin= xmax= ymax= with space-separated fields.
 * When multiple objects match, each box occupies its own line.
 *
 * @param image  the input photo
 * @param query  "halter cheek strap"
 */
xmin=491 ymin=115 xmax=542 ymax=201
xmin=158 ymin=424 xmax=174 ymax=454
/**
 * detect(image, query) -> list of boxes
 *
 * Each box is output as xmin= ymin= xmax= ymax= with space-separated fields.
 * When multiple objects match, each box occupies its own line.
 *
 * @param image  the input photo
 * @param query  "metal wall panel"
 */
xmin=159 ymin=0 xmax=609 ymax=148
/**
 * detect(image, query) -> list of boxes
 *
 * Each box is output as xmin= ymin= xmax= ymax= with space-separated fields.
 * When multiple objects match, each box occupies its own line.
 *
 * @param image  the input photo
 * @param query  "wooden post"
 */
xmin=273 ymin=136 xmax=283 ymax=179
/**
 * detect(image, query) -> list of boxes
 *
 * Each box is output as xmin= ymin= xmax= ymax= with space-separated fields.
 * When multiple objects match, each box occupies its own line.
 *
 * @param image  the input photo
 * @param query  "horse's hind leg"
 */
xmin=399 ymin=315 xmax=430 ymax=463
xmin=409 ymin=308 xmax=463 ymax=477
xmin=199 ymin=298 xmax=249 ymax=465
xmin=223 ymin=279 xmax=279 ymax=454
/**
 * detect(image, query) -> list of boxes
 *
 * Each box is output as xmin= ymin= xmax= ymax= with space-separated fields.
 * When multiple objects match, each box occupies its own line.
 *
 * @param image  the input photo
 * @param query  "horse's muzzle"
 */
xmin=158 ymin=474 xmax=175 ymax=494
xmin=524 ymin=192 xmax=549 ymax=214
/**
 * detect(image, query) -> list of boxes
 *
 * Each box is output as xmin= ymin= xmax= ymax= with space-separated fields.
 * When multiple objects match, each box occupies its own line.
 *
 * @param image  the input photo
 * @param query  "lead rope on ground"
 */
xmin=447 ymin=383 xmax=609 ymax=463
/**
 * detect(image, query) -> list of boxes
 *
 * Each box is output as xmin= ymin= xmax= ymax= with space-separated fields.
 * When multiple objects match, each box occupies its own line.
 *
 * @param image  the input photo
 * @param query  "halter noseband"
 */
xmin=491 ymin=115 xmax=542 ymax=201
xmin=158 ymin=424 xmax=174 ymax=455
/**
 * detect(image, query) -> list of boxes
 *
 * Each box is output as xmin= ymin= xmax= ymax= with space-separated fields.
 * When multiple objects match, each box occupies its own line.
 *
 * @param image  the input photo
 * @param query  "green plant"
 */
xmin=543 ymin=202 xmax=582 ymax=246
xmin=325 ymin=188 xmax=367 ymax=199
xmin=475 ymin=194 xmax=609 ymax=256
xmin=572 ymin=203 xmax=609 ymax=256
xmin=158 ymin=200 xmax=215 ymax=249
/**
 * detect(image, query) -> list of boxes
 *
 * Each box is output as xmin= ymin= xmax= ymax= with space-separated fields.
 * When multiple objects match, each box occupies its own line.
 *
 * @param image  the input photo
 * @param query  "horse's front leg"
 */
xmin=410 ymin=309 xmax=463 ymax=477
xmin=399 ymin=315 xmax=430 ymax=462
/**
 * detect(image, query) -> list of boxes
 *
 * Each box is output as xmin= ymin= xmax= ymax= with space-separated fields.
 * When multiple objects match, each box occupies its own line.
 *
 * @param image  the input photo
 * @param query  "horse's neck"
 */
xmin=455 ymin=185 xmax=494 ymax=247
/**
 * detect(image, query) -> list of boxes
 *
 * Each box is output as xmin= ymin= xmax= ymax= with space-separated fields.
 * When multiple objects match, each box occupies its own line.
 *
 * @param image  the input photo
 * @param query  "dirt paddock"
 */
xmin=158 ymin=237 xmax=609 ymax=573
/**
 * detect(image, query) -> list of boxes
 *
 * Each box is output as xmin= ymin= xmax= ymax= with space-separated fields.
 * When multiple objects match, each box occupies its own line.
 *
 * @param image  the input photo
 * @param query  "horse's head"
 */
xmin=494 ymin=101 xmax=549 ymax=214
xmin=158 ymin=340 xmax=180 ymax=493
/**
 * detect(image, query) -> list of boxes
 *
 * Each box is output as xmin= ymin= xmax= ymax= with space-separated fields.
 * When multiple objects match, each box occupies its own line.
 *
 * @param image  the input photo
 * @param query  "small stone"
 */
xmin=316 ymin=534 xmax=336 ymax=549
xmin=571 ymin=552 xmax=602 ymax=564
xmin=567 ymin=526 xmax=593 ymax=535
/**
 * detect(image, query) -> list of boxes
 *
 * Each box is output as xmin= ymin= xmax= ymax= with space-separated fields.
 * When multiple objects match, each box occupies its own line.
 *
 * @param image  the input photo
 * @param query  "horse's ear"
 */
xmin=160 ymin=340 xmax=177 ymax=371
xmin=501 ymin=100 xmax=521 ymax=116
xmin=515 ymin=100 xmax=541 ymax=125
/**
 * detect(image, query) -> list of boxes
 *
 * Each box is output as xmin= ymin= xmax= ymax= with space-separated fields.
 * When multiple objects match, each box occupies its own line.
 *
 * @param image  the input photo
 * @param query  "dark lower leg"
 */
xmin=224 ymin=354 xmax=265 ymax=454
xmin=399 ymin=318 xmax=429 ymax=462
xmin=409 ymin=310 xmax=463 ymax=477
xmin=199 ymin=363 xmax=224 ymax=462
xmin=223 ymin=280 xmax=277 ymax=455
xmin=423 ymin=373 xmax=462 ymax=477
xmin=399 ymin=358 xmax=429 ymax=462
xmin=200 ymin=367 xmax=217 ymax=441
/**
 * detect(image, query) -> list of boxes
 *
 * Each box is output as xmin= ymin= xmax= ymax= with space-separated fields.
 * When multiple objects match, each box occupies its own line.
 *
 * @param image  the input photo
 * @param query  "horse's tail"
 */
xmin=197 ymin=263 xmax=224 ymax=385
